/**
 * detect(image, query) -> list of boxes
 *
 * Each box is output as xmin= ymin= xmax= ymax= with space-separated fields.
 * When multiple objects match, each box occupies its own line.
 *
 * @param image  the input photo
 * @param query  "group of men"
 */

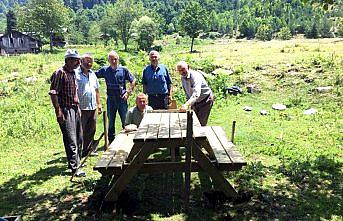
xmin=49 ymin=49 xmax=214 ymax=177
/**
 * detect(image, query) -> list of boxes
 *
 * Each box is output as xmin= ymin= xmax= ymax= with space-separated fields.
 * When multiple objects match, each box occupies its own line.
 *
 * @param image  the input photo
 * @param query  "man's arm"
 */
xmin=95 ymin=89 xmax=102 ymax=114
xmin=50 ymin=94 xmax=64 ymax=123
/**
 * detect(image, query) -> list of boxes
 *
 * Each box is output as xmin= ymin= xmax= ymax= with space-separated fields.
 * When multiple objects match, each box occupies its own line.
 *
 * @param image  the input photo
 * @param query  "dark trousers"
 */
xmin=81 ymin=109 xmax=97 ymax=156
xmin=107 ymin=95 xmax=128 ymax=143
xmin=193 ymin=94 xmax=214 ymax=126
xmin=148 ymin=94 xmax=169 ymax=110
xmin=58 ymin=106 xmax=83 ymax=171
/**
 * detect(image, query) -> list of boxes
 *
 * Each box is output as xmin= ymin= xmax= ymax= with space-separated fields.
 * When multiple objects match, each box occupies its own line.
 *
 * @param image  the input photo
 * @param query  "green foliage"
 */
xmin=112 ymin=0 xmax=144 ymax=51
xmin=132 ymin=16 xmax=157 ymax=51
xmin=240 ymin=17 xmax=258 ymax=39
xmin=305 ymin=21 xmax=320 ymax=38
xmin=277 ymin=26 xmax=292 ymax=40
xmin=256 ymin=24 xmax=273 ymax=41
xmin=178 ymin=1 xmax=208 ymax=52
xmin=6 ymin=9 xmax=16 ymax=33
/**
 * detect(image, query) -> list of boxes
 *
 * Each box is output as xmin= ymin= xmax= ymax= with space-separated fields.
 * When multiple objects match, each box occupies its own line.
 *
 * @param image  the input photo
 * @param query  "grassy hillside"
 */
xmin=0 ymin=37 xmax=342 ymax=220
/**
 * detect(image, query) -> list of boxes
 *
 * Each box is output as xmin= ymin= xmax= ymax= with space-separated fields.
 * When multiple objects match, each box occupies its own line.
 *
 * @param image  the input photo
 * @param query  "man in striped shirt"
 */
xmin=76 ymin=53 xmax=102 ymax=157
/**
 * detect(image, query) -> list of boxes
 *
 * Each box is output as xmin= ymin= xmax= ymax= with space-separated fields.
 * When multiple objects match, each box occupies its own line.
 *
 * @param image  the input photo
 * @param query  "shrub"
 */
xmin=277 ymin=27 xmax=292 ymax=40
xmin=256 ymin=24 xmax=273 ymax=41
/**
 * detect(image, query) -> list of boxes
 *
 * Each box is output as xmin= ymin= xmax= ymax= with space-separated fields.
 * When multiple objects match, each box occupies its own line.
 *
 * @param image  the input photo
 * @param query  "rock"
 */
xmin=316 ymin=86 xmax=333 ymax=93
xmin=260 ymin=109 xmax=268 ymax=115
xmin=246 ymin=84 xmax=261 ymax=94
xmin=304 ymin=108 xmax=317 ymax=115
xmin=272 ymin=104 xmax=286 ymax=110
xmin=243 ymin=106 xmax=252 ymax=111
xmin=25 ymin=76 xmax=37 ymax=84
xmin=11 ymin=72 xmax=19 ymax=77
xmin=211 ymin=68 xmax=234 ymax=76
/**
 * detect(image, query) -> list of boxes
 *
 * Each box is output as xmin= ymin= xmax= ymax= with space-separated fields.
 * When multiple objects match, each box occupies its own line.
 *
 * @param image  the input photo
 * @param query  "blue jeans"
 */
xmin=107 ymin=95 xmax=128 ymax=143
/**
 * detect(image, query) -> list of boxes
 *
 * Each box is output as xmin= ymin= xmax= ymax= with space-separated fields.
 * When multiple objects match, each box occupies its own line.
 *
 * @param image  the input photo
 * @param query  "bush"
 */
xmin=256 ymin=24 xmax=273 ymax=41
xmin=277 ymin=26 xmax=292 ymax=40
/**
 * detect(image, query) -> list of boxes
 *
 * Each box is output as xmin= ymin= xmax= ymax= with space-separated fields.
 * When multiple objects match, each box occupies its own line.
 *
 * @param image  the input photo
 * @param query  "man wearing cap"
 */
xmin=96 ymin=50 xmax=136 ymax=143
xmin=49 ymin=49 xmax=85 ymax=177
xmin=177 ymin=61 xmax=214 ymax=126
xmin=76 ymin=53 xmax=102 ymax=157
xmin=142 ymin=50 xmax=173 ymax=109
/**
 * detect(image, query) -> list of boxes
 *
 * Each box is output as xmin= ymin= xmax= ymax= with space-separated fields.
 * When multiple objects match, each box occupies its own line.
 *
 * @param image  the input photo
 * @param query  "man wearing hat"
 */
xmin=49 ymin=49 xmax=86 ymax=177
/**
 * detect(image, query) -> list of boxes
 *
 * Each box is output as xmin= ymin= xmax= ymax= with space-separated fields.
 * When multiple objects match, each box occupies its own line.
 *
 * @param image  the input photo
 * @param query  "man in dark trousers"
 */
xmin=49 ymin=49 xmax=85 ymax=177
xmin=177 ymin=61 xmax=214 ymax=126
xmin=76 ymin=53 xmax=102 ymax=157
xmin=142 ymin=50 xmax=173 ymax=109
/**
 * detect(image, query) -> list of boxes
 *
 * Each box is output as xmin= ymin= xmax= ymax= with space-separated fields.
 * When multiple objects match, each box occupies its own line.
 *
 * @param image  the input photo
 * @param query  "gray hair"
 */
xmin=108 ymin=50 xmax=119 ymax=59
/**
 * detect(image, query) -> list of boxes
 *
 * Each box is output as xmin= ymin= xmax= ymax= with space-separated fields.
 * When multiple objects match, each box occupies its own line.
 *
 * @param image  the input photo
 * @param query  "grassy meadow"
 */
xmin=0 ymin=37 xmax=342 ymax=220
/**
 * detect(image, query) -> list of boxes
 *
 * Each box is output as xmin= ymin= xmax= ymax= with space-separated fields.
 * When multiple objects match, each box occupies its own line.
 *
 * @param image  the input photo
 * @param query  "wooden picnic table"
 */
xmin=94 ymin=110 xmax=247 ymax=202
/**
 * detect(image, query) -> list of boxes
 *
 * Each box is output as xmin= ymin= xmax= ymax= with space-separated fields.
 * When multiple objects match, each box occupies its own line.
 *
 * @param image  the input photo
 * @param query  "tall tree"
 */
xmin=113 ymin=0 xmax=144 ymax=51
xmin=179 ymin=1 xmax=208 ymax=52
xmin=132 ymin=15 xmax=157 ymax=51
xmin=6 ymin=9 xmax=16 ymax=33
xmin=17 ymin=0 xmax=70 ymax=52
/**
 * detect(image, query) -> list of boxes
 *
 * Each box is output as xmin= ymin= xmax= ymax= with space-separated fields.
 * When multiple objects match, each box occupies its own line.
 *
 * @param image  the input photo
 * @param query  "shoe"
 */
xmin=73 ymin=169 xmax=86 ymax=177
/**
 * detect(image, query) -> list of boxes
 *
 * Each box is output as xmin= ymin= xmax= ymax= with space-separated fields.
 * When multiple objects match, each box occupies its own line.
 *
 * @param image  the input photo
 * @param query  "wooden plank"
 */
xmin=170 ymin=112 xmax=182 ymax=139
xmin=158 ymin=112 xmax=170 ymax=139
xmin=93 ymin=132 xmax=135 ymax=170
xmin=104 ymin=142 xmax=156 ymax=201
xmin=211 ymin=126 xmax=246 ymax=165
xmin=184 ymin=111 xmax=193 ymax=208
xmin=178 ymin=112 xmax=187 ymax=138
xmin=145 ymin=113 xmax=161 ymax=140
xmin=192 ymin=142 xmax=238 ymax=198
xmin=133 ymin=112 xmax=152 ymax=141
xmin=203 ymin=126 xmax=232 ymax=164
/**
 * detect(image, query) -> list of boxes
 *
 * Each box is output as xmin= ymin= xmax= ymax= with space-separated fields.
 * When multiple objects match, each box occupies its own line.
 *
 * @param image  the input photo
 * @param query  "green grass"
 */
xmin=0 ymin=37 xmax=342 ymax=220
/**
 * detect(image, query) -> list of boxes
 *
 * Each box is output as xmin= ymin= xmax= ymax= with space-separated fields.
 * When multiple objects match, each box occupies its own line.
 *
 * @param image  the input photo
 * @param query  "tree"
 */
xmin=6 ymin=9 xmax=16 ymax=33
xmin=17 ymin=0 xmax=70 ymax=52
xmin=256 ymin=24 xmax=273 ymax=41
xmin=132 ymin=16 xmax=157 ymax=51
xmin=88 ymin=22 xmax=102 ymax=45
xmin=113 ymin=0 xmax=144 ymax=51
xmin=179 ymin=1 xmax=208 ymax=52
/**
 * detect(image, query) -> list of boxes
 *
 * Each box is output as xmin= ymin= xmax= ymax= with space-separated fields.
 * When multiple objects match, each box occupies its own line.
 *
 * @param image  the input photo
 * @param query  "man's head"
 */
xmin=65 ymin=48 xmax=80 ymax=69
xmin=176 ymin=61 xmax=189 ymax=77
xmin=108 ymin=50 xmax=119 ymax=68
xmin=149 ymin=50 xmax=160 ymax=68
xmin=81 ymin=53 xmax=93 ymax=71
xmin=136 ymin=93 xmax=148 ymax=112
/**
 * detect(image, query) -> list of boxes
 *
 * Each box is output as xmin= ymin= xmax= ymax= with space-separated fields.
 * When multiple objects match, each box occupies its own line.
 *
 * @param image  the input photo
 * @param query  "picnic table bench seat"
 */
xmin=94 ymin=126 xmax=246 ymax=176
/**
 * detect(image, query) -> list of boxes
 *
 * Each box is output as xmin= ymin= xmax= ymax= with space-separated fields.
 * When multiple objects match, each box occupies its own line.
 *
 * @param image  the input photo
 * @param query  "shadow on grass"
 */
xmin=230 ymin=155 xmax=342 ymax=220
xmin=0 ymin=155 xmax=99 ymax=220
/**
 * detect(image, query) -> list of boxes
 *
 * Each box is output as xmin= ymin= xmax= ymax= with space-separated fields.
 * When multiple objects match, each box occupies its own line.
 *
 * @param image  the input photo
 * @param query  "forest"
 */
xmin=0 ymin=0 xmax=342 ymax=52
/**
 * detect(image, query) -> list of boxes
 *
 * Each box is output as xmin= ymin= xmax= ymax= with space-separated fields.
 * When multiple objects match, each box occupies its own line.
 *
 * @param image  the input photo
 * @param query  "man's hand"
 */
xmin=122 ymin=91 xmax=130 ymax=101
xmin=55 ymin=108 xmax=65 ymax=123
xmin=97 ymin=105 xmax=102 ymax=115
xmin=179 ymin=104 xmax=187 ymax=113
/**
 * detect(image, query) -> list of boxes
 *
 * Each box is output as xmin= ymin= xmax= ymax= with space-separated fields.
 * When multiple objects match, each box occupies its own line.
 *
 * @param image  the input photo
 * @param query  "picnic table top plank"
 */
xmin=144 ymin=112 xmax=162 ymax=141
xmin=170 ymin=112 xmax=183 ymax=139
xmin=158 ymin=112 xmax=170 ymax=139
xmin=211 ymin=126 xmax=246 ymax=164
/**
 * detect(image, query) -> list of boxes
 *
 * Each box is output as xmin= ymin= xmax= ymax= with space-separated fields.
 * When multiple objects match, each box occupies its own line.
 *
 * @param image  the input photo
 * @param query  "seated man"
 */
xmin=125 ymin=93 xmax=153 ymax=130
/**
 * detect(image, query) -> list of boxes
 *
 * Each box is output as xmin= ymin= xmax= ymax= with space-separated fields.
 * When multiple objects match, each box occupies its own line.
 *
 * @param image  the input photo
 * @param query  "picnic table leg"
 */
xmin=192 ymin=142 xmax=238 ymax=198
xmin=184 ymin=111 xmax=193 ymax=209
xmin=104 ymin=142 xmax=157 ymax=202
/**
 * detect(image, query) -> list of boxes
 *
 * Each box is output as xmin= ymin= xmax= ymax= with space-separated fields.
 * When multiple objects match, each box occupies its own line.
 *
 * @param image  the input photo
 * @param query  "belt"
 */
xmin=148 ymin=93 xmax=168 ymax=96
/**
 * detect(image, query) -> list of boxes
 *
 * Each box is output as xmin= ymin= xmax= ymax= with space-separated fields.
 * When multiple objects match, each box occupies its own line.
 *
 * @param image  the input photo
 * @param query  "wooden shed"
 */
xmin=0 ymin=31 xmax=42 ymax=55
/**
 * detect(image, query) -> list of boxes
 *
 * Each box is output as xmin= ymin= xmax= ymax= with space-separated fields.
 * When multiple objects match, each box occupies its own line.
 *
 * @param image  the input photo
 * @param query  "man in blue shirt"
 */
xmin=76 ymin=53 xmax=102 ymax=157
xmin=142 ymin=50 xmax=173 ymax=109
xmin=96 ymin=51 xmax=136 ymax=143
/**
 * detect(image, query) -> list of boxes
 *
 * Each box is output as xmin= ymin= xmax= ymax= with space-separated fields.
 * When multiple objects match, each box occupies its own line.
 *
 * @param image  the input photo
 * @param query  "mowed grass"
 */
xmin=0 ymin=37 xmax=342 ymax=220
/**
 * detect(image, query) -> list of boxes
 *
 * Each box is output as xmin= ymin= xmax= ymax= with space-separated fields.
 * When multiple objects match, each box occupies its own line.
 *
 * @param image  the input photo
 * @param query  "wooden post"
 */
xmin=103 ymin=111 xmax=109 ymax=150
xmin=184 ymin=111 xmax=193 ymax=209
xmin=231 ymin=120 xmax=236 ymax=143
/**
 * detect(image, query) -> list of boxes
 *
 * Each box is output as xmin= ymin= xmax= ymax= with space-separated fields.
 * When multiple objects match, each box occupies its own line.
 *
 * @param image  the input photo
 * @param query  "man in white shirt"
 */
xmin=177 ymin=61 xmax=214 ymax=126
xmin=76 ymin=53 xmax=102 ymax=157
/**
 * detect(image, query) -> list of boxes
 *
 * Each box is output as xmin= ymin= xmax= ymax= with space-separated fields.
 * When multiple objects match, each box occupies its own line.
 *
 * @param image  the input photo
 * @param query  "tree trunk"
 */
xmin=49 ymin=31 xmax=53 ymax=52
xmin=190 ymin=37 xmax=195 ymax=53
